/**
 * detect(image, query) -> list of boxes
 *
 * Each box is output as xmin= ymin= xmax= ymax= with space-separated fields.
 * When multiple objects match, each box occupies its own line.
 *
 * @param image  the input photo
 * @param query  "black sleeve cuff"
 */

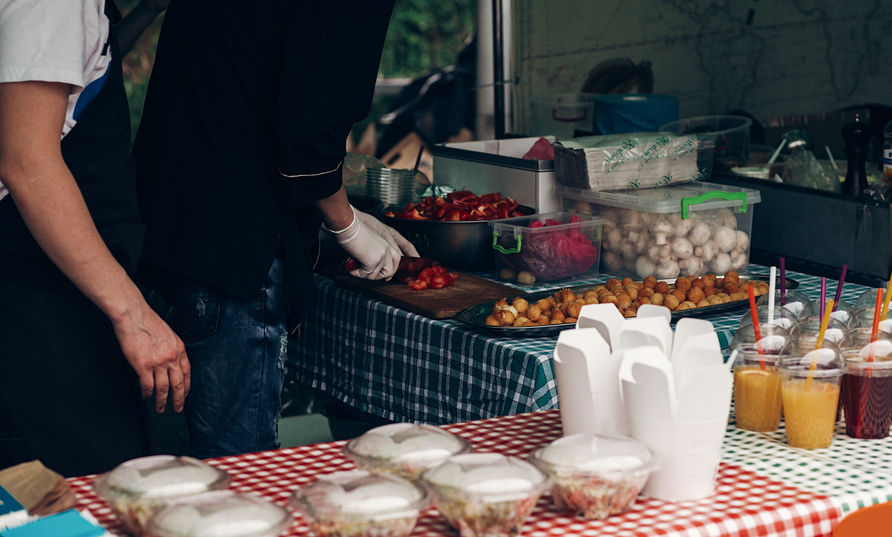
xmin=278 ymin=163 xmax=343 ymax=211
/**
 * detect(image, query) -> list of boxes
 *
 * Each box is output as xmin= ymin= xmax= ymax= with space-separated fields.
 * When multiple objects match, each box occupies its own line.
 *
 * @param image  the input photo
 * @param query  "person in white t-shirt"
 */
xmin=0 ymin=0 xmax=188 ymax=476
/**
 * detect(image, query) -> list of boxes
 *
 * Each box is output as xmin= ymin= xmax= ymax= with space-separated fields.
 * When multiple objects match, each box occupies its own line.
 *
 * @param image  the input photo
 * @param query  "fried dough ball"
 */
xmin=702 ymin=273 xmax=717 ymax=288
xmin=664 ymin=294 xmax=680 ymax=310
xmin=675 ymin=277 xmax=692 ymax=292
xmin=621 ymin=277 xmax=634 ymax=287
xmin=643 ymin=276 xmax=658 ymax=289
xmin=527 ymin=305 xmax=542 ymax=322
xmin=670 ymin=289 xmax=687 ymax=302
xmin=625 ymin=285 xmax=639 ymax=300
xmin=512 ymin=297 xmax=529 ymax=314
xmin=707 ymin=295 xmax=723 ymax=305
xmin=565 ymin=317 xmax=577 ymax=324
xmin=513 ymin=316 xmax=531 ymax=327
xmin=567 ymin=300 xmax=585 ymax=319
xmin=675 ymin=301 xmax=697 ymax=311
xmin=600 ymin=294 xmax=619 ymax=305
xmin=690 ymin=277 xmax=705 ymax=289
xmin=655 ymin=281 xmax=670 ymax=294
xmin=686 ymin=287 xmax=705 ymax=304
xmin=550 ymin=309 xmax=565 ymax=323
xmin=729 ymin=292 xmax=747 ymax=301
xmin=496 ymin=310 xmax=516 ymax=326
xmin=583 ymin=291 xmax=599 ymax=304
xmin=696 ymin=299 xmax=711 ymax=308
xmin=536 ymin=298 xmax=553 ymax=312
xmin=615 ymin=292 xmax=632 ymax=310
xmin=485 ymin=315 xmax=500 ymax=326
xmin=723 ymin=282 xmax=738 ymax=294
xmin=639 ymin=287 xmax=654 ymax=298
xmin=606 ymin=278 xmax=622 ymax=291
xmin=714 ymin=278 xmax=724 ymax=288
xmin=724 ymin=270 xmax=740 ymax=285
xmin=558 ymin=288 xmax=576 ymax=303
xmin=650 ymin=292 xmax=664 ymax=306
xmin=622 ymin=308 xmax=637 ymax=318
xmin=704 ymin=286 xmax=717 ymax=297
xmin=638 ymin=296 xmax=652 ymax=305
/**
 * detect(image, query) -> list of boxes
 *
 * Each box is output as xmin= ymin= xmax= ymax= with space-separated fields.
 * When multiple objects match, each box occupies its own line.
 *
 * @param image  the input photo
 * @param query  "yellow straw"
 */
xmin=882 ymin=272 xmax=892 ymax=319
xmin=806 ymin=298 xmax=834 ymax=389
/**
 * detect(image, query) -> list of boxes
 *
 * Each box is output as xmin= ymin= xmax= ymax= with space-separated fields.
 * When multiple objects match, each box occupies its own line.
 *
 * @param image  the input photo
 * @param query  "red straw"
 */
xmin=780 ymin=257 xmax=786 ymax=306
xmin=833 ymin=264 xmax=848 ymax=312
xmin=747 ymin=285 xmax=766 ymax=368
xmin=870 ymin=288 xmax=883 ymax=362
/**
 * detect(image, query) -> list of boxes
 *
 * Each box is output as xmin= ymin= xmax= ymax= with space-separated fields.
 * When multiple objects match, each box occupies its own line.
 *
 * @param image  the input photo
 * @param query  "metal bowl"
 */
xmin=382 ymin=205 xmax=536 ymax=271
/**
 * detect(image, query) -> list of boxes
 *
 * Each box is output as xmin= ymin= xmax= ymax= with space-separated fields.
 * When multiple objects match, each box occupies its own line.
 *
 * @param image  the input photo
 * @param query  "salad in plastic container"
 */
xmin=343 ymin=423 xmax=472 ymax=481
xmin=528 ymin=434 xmax=655 ymax=520
xmin=418 ymin=453 xmax=549 ymax=537
xmin=289 ymin=470 xmax=427 ymax=537
xmin=146 ymin=490 xmax=291 ymax=537
xmin=92 ymin=455 xmax=231 ymax=536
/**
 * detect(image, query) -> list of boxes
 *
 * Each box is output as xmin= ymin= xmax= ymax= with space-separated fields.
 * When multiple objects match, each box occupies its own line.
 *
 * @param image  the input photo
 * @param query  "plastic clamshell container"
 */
xmin=290 ymin=470 xmax=427 ymax=537
xmin=92 ymin=455 xmax=231 ymax=536
xmin=659 ymin=115 xmax=752 ymax=169
xmin=146 ymin=490 xmax=291 ymax=537
xmin=560 ymin=181 xmax=761 ymax=279
xmin=490 ymin=212 xmax=605 ymax=286
xmin=418 ymin=453 xmax=550 ymax=537
xmin=343 ymin=423 xmax=472 ymax=481
xmin=528 ymin=434 xmax=655 ymax=520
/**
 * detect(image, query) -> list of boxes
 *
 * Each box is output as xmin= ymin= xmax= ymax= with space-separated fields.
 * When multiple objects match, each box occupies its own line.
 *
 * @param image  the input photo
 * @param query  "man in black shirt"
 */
xmin=133 ymin=1 xmax=416 ymax=458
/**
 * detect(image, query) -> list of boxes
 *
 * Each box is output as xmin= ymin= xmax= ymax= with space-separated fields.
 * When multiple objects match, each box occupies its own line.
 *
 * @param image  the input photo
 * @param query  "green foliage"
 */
xmin=380 ymin=0 xmax=476 ymax=77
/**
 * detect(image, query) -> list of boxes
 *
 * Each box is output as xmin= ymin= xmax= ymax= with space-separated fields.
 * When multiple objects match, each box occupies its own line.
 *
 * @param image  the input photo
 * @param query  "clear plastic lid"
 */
xmin=93 ymin=455 xmax=231 ymax=502
xmin=419 ymin=453 xmax=549 ymax=503
xmin=290 ymin=471 xmax=427 ymax=523
xmin=343 ymin=423 xmax=471 ymax=473
xmin=146 ymin=491 xmax=291 ymax=537
xmin=558 ymin=181 xmax=760 ymax=214
xmin=528 ymin=434 xmax=654 ymax=477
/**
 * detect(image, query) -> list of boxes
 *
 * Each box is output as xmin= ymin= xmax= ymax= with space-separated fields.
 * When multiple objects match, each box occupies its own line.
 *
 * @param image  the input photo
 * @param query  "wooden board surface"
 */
xmin=326 ymin=272 xmax=518 ymax=319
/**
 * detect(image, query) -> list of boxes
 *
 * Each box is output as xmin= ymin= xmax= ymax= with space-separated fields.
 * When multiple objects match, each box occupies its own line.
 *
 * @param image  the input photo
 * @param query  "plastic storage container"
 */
xmin=92 ymin=455 xmax=231 ymax=536
xmin=343 ymin=423 xmax=472 ymax=481
xmin=146 ymin=491 xmax=292 ymax=537
xmin=560 ymin=181 xmax=761 ymax=279
xmin=529 ymin=93 xmax=595 ymax=139
xmin=290 ymin=470 xmax=427 ymax=537
xmin=528 ymin=434 xmax=655 ymax=520
xmin=490 ymin=212 xmax=604 ymax=286
xmin=659 ymin=115 xmax=752 ymax=169
xmin=418 ymin=453 xmax=550 ymax=537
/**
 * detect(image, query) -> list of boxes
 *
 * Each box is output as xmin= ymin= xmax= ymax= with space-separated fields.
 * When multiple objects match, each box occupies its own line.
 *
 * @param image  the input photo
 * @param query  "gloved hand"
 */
xmin=326 ymin=206 xmax=419 ymax=280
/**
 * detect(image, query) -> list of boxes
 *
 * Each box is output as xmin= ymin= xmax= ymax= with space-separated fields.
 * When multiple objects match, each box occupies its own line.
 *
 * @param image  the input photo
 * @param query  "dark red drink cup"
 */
xmin=842 ymin=351 xmax=892 ymax=439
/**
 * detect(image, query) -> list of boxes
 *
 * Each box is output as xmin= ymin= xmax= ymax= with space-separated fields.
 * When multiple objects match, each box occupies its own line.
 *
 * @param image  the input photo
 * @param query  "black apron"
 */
xmin=0 ymin=1 xmax=149 ymax=476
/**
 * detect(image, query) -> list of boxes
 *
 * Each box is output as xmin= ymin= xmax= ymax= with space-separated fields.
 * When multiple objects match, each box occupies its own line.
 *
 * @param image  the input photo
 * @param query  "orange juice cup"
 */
xmin=733 ymin=347 xmax=783 ymax=432
xmin=779 ymin=351 xmax=843 ymax=449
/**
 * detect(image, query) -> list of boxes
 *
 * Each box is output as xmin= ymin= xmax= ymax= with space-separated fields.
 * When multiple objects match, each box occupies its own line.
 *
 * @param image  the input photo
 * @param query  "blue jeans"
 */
xmin=163 ymin=256 xmax=288 ymax=459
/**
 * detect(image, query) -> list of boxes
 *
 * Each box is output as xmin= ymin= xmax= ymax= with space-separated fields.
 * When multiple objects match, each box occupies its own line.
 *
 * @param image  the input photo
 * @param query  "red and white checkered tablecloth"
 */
xmin=69 ymin=410 xmax=842 ymax=537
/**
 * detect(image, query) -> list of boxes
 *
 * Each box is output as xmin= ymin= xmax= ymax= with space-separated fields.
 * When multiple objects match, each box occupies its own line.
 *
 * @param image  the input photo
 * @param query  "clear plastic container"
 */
xmin=527 ymin=434 xmax=654 ymax=520
xmin=659 ymin=115 xmax=752 ymax=169
xmin=490 ymin=212 xmax=604 ymax=285
xmin=290 ymin=470 xmax=427 ymax=537
xmin=418 ymin=453 xmax=549 ymax=537
xmin=146 ymin=491 xmax=291 ymax=537
xmin=561 ymin=181 xmax=760 ymax=279
xmin=755 ymin=288 xmax=817 ymax=320
xmin=343 ymin=423 xmax=472 ymax=481
xmin=92 ymin=455 xmax=231 ymax=536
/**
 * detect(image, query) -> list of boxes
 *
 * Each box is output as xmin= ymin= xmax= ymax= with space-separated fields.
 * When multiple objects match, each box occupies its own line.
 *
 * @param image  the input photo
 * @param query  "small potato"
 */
xmin=485 ymin=315 xmax=500 ymax=326
xmin=702 ymin=273 xmax=717 ymax=288
xmin=670 ymin=289 xmax=687 ymax=302
xmin=499 ymin=268 xmax=517 ymax=281
xmin=643 ymin=275 xmax=658 ymax=289
xmin=686 ymin=287 xmax=705 ymax=304
xmin=517 ymin=270 xmax=537 ymax=285
xmin=696 ymin=299 xmax=711 ymax=307
xmin=512 ymin=297 xmax=529 ymax=314
xmin=650 ymin=292 xmax=664 ymax=306
xmin=639 ymin=287 xmax=654 ymax=298
xmin=664 ymin=294 xmax=680 ymax=310
xmin=655 ymin=281 xmax=670 ymax=294
xmin=675 ymin=277 xmax=692 ymax=292
xmin=527 ymin=305 xmax=542 ymax=322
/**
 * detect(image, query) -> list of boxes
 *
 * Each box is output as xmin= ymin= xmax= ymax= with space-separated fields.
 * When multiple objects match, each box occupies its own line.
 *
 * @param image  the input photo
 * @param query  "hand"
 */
xmin=113 ymin=301 xmax=191 ymax=413
xmin=327 ymin=206 xmax=418 ymax=280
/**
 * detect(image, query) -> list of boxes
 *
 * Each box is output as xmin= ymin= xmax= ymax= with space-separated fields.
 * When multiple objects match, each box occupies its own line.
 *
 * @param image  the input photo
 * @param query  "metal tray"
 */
xmin=454 ymin=274 xmax=800 ymax=338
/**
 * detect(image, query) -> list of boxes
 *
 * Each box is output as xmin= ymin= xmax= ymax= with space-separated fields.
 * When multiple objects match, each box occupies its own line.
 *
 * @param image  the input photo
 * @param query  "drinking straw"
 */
xmin=819 ymin=277 xmax=826 ymax=322
xmin=768 ymin=266 xmax=776 ymax=324
xmin=882 ymin=271 xmax=892 ymax=319
xmin=807 ymin=298 xmax=834 ymax=389
xmin=768 ymin=138 xmax=787 ymax=165
xmin=747 ymin=285 xmax=765 ymax=368
xmin=825 ymin=145 xmax=840 ymax=174
xmin=832 ymin=264 xmax=848 ymax=312
xmin=412 ymin=145 xmax=425 ymax=175
xmin=870 ymin=288 xmax=883 ymax=363
xmin=780 ymin=257 xmax=786 ymax=306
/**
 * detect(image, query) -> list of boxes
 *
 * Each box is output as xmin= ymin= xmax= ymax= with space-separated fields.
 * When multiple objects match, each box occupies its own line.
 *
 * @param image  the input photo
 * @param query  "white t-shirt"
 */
xmin=0 ymin=0 xmax=112 ymax=201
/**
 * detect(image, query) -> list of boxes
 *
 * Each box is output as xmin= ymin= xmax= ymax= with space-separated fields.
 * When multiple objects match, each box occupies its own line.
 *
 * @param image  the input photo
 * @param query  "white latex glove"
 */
xmin=326 ymin=206 xmax=418 ymax=280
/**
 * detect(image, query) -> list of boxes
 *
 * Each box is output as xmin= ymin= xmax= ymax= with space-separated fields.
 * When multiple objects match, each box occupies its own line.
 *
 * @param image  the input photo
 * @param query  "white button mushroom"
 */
xmin=693 ymin=240 xmax=718 ymax=263
xmin=735 ymin=230 xmax=750 ymax=252
xmin=715 ymin=208 xmax=738 ymax=229
xmin=671 ymin=236 xmax=694 ymax=259
xmin=688 ymin=221 xmax=712 ymax=246
xmin=635 ymin=256 xmax=657 ymax=279
xmin=670 ymin=214 xmax=694 ymax=237
xmin=730 ymin=250 xmax=748 ymax=270
xmin=650 ymin=218 xmax=674 ymax=246
xmin=679 ymin=256 xmax=704 ymax=275
xmin=648 ymin=243 xmax=671 ymax=262
xmin=713 ymin=226 xmax=737 ymax=253
xmin=712 ymin=252 xmax=732 ymax=274
xmin=656 ymin=259 xmax=680 ymax=279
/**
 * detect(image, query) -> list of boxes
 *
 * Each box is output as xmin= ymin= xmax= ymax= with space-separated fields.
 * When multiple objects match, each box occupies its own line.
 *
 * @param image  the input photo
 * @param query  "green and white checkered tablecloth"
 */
xmin=292 ymin=264 xmax=873 ymax=425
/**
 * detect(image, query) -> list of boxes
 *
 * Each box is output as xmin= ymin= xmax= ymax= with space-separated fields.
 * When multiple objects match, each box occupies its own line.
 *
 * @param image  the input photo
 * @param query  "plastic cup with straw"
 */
xmin=734 ymin=286 xmax=784 ymax=432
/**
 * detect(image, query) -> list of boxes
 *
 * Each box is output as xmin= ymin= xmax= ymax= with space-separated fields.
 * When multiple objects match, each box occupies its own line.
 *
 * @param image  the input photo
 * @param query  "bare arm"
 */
xmin=0 ymin=80 xmax=189 ymax=413
xmin=116 ymin=0 xmax=170 ymax=56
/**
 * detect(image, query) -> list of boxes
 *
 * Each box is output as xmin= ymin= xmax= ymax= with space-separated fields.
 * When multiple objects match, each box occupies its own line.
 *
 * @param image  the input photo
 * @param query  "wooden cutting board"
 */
xmin=327 ymin=271 xmax=518 ymax=319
